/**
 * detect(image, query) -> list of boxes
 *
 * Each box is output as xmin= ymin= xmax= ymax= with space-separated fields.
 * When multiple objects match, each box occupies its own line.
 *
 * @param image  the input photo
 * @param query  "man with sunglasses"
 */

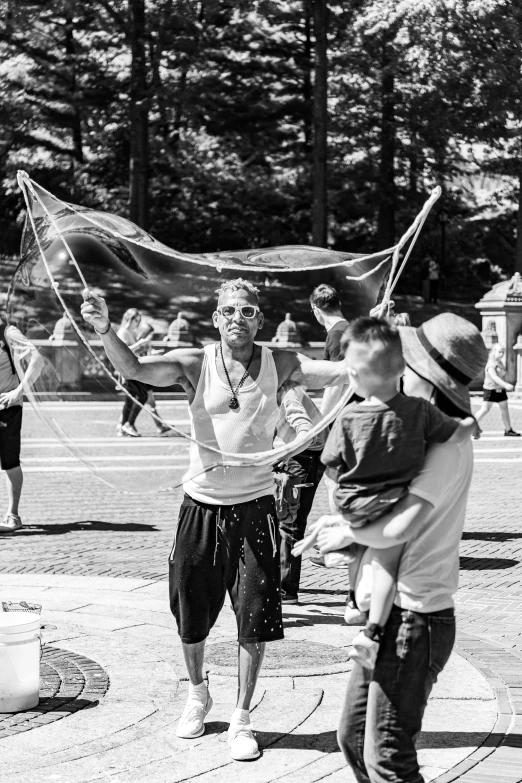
xmin=81 ymin=279 xmax=348 ymax=761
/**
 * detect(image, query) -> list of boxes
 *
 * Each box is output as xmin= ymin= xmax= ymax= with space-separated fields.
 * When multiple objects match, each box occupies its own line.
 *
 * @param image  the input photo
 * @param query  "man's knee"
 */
xmin=4 ymin=464 xmax=22 ymax=479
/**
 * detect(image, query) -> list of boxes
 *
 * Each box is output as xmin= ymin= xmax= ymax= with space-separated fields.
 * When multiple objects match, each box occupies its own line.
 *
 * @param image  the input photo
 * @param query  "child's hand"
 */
xmin=291 ymin=514 xmax=344 ymax=558
xmin=292 ymin=529 xmax=319 ymax=558
xmin=317 ymin=525 xmax=354 ymax=554
xmin=452 ymin=416 xmax=481 ymax=442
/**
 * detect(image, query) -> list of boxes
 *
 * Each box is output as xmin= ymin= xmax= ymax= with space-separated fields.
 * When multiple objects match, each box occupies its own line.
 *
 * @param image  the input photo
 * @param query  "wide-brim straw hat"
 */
xmin=399 ymin=313 xmax=488 ymax=415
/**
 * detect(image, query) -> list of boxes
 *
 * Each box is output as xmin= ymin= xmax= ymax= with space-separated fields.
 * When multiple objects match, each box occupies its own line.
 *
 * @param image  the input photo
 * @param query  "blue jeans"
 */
xmin=338 ymin=604 xmax=456 ymax=783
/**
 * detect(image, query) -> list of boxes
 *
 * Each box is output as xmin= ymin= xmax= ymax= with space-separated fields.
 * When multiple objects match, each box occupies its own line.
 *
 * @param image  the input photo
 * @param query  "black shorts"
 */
xmin=483 ymin=388 xmax=508 ymax=403
xmin=169 ymin=493 xmax=284 ymax=645
xmin=0 ymin=405 xmax=22 ymax=471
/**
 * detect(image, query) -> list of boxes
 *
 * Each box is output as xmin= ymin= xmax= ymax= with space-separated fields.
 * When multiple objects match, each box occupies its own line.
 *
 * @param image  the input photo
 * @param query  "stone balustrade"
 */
xmin=27 ymin=338 xmax=327 ymax=393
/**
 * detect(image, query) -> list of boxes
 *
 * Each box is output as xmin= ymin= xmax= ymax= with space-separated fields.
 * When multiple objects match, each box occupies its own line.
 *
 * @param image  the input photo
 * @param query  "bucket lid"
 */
xmin=0 ymin=612 xmax=41 ymax=634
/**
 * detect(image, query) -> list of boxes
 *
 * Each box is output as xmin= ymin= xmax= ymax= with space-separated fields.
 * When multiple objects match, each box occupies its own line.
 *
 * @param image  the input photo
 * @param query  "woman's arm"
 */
xmin=487 ymin=365 xmax=513 ymax=390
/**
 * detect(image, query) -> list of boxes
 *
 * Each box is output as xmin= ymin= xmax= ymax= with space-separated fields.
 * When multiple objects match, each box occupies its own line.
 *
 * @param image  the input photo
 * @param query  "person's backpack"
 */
xmin=0 ymin=324 xmax=17 ymax=376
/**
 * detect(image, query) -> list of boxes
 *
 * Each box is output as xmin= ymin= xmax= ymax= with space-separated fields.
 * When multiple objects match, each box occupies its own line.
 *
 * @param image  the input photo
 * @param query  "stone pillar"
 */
xmin=475 ymin=272 xmax=522 ymax=385
xmin=513 ymin=335 xmax=522 ymax=394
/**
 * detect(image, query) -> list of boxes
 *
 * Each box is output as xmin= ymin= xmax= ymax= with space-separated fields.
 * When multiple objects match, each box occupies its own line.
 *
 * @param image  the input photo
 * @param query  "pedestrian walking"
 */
xmin=475 ymin=343 xmax=520 ymax=436
xmin=0 ymin=321 xmax=43 ymax=535
xmin=116 ymin=308 xmax=151 ymax=437
xmin=81 ymin=278 xmax=348 ymax=761
xmin=428 ymin=258 xmax=440 ymax=304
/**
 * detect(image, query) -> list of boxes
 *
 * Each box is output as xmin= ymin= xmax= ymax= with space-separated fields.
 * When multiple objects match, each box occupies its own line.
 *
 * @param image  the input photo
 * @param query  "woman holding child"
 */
xmin=311 ymin=313 xmax=487 ymax=783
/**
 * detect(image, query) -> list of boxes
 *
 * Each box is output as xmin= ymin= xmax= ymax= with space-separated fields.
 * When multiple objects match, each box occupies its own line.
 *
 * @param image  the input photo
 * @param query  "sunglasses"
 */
xmin=216 ymin=305 xmax=260 ymax=319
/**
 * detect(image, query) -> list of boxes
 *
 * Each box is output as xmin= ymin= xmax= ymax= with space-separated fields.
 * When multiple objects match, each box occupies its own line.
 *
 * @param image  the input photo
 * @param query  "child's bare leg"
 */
xmin=345 ymin=544 xmax=367 ymax=625
xmin=349 ymin=544 xmax=404 ymax=670
xmin=368 ymin=544 xmax=404 ymax=628
xmin=323 ymin=474 xmax=337 ymax=514
xmin=348 ymin=544 xmax=366 ymax=594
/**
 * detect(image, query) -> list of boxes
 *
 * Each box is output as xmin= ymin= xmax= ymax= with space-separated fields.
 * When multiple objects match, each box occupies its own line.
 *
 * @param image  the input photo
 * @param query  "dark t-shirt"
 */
xmin=321 ymin=393 xmax=458 ymax=507
xmin=323 ymin=320 xmax=349 ymax=362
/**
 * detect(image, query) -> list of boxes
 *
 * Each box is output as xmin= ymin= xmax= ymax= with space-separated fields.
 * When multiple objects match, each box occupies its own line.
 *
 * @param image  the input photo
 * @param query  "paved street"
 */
xmin=0 ymin=398 xmax=521 ymax=782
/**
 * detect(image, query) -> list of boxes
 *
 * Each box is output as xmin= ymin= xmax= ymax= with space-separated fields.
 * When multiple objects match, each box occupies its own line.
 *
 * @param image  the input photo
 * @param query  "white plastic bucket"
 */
xmin=0 ymin=612 xmax=41 ymax=712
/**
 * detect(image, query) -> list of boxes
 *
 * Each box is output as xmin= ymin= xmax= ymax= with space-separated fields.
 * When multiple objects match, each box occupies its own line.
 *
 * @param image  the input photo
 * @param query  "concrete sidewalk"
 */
xmin=0 ymin=574 xmax=499 ymax=783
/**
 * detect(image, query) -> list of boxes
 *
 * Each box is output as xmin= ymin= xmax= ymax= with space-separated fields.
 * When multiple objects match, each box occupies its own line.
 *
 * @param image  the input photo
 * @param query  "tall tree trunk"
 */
xmin=516 ymin=167 xmax=522 ymax=274
xmin=312 ymin=0 xmax=328 ymax=247
xmin=129 ymin=0 xmax=149 ymax=230
xmin=408 ymin=129 xmax=418 ymax=200
xmin=64 ymin=9 xmax=83 ymax=164
xmin=303 ymin=0 xmax=313 ymax=153
xmin=377 ymin=39 xmax=395 ymax=250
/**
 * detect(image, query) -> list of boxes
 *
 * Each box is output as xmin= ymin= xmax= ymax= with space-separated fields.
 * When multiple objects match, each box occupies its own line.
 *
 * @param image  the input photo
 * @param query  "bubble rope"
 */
xmin=377 ymin=186 xmax=441 ymax=316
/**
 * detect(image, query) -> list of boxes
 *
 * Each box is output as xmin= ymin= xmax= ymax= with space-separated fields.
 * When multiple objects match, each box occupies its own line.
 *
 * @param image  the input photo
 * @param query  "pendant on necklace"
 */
xmin=229 ymin=397 xmax=239 ymax=410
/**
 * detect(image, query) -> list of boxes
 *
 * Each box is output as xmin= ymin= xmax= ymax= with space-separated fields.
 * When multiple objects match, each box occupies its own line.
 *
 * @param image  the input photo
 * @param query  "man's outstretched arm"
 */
xmin=275 ymin=351 xmax=349 ymax=391
xmin=80 ymin=290 xmax=199 ymax=388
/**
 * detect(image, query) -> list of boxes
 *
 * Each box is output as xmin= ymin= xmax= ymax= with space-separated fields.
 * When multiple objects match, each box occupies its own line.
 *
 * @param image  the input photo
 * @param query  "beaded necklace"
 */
xmin=218 ymin=342 xmax=254 ymax=409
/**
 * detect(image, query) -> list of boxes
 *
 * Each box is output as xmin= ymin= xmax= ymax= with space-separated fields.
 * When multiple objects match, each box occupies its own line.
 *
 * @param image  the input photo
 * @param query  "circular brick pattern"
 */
xmin=0 ymin=646 xmax=109 ymax=739
xmin=205 ymin=639 xmax=353 ymax=677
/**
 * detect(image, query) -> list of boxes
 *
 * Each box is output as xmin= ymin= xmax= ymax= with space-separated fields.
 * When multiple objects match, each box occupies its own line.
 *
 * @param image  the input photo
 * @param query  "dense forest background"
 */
xmin=1 ymin=0 xmax=522 ymax=304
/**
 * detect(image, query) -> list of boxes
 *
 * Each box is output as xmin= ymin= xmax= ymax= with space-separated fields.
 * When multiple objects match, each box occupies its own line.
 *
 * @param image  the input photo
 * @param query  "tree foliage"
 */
xmin=0 ymin=0 xmax=521 ymax=299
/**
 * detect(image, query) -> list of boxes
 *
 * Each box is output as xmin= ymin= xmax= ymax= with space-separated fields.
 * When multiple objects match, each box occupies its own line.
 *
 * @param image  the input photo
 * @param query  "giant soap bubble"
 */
xmin=6 ymin=172 xmax=440 ymax=493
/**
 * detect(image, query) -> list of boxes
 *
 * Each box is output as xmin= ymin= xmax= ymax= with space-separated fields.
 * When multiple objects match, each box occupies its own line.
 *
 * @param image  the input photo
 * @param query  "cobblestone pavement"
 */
xmin=0 ymin=399 xmax=521 ymax=781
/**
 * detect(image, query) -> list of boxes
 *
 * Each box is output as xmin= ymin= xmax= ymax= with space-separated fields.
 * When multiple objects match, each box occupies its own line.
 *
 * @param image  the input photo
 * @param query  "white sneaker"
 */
xmin=176 ymin=694 xmax=213 ymax=738
xmin=348 ymin=631 xmax=379 ymax=669
xmin=324 ymin=552 xmax=350 ymax=568
xmin=0 ymin=514 xmax=23 ymax=535
xmin=344 ymin=598 xmax=366 ymax=626
xmin=121 ymin=423 xmax=141 ymax=437
xmin=228 ymin=721 xmax=260 ymax=761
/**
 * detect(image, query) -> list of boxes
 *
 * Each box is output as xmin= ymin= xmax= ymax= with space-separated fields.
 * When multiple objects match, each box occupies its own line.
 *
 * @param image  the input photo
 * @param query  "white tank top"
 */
xmin=183 ymin=343 xmax=279 ymax=505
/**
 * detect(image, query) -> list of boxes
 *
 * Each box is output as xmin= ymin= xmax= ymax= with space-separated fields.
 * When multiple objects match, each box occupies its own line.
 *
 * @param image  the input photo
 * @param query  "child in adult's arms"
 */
xmin=293 ymin=317 xmax=479 ymax=668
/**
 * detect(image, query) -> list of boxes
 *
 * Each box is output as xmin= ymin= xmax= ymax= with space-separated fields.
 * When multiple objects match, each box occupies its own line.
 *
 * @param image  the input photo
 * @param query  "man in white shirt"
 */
xmin=81 ymin=279 xmax=349 ymax=762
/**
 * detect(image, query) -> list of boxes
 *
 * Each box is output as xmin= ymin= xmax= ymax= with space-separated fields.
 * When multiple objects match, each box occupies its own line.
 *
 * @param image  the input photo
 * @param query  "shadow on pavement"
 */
xmin=256 ymin=729 xmax=516 ymax=754
xmin=283 ymin=612 xmax=348 ymax=627
xmin=299 ymin=587 xmax=345 ymax=597
xmin=256 ymin=729 xmax=339 ymax=753
xmin=13 ymin=521 xmax=158 ymax=535
xmin=200 ymin=721 xmax=230 ymax=736
xmin=417 ymin=730 xmax=514 ymax=749
xmin=462 ymin=532 xmax=522 ymax=541
xmin=459 ymin=556 xmax=519 ymax=570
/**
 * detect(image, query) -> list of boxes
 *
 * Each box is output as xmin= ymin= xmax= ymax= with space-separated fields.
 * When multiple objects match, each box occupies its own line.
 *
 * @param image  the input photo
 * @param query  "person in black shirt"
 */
xmin=310 ymin=284 xmax=349 ymax=361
